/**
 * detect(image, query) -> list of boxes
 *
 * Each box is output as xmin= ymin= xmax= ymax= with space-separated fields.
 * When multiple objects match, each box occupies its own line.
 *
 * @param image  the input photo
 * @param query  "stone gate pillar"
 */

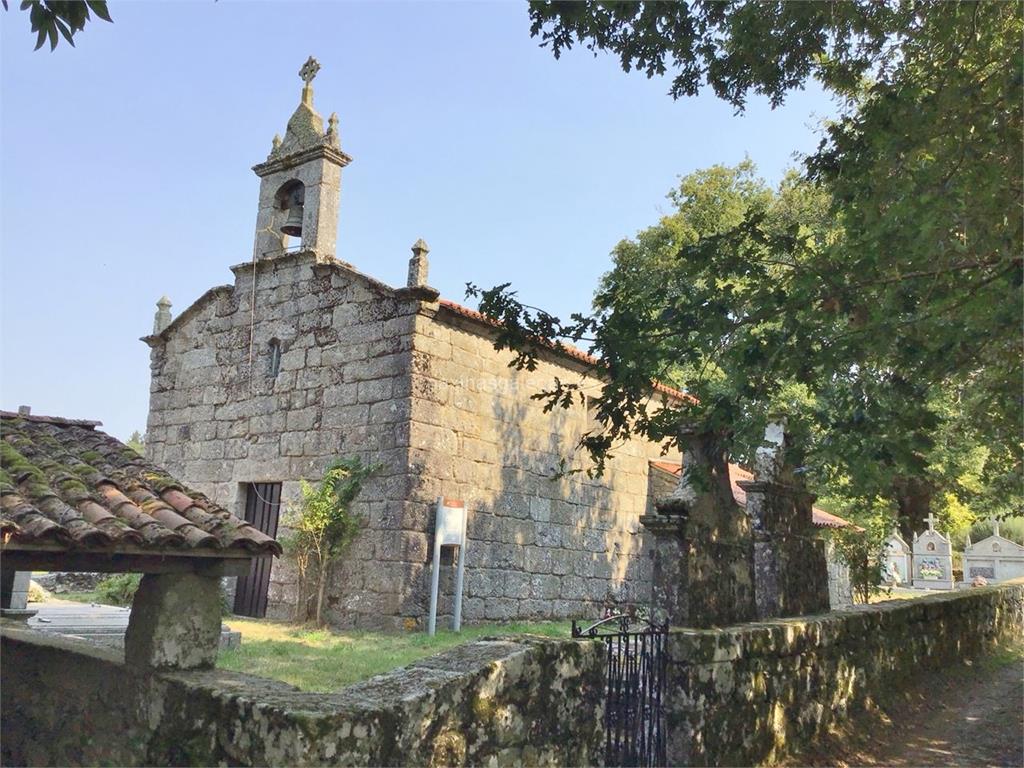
xmin=738 ymin=420 xmax=830 ymax=619
xmin=640 ymin=427 xmax=756 ymax=627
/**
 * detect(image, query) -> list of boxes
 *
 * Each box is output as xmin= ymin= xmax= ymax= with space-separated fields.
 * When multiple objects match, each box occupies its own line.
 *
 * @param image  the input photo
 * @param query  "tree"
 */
xmin=469 ymin=156 xmax=1020 ymax=527
xmin=2 ymin=0 xmax=112 ymax=51
xmin=126 ymin=430 xmax=145 ymax=455
xmin=470 ymin=2 xmax=1020 ymax=519
xmin=281 ymin=458 xmax=378 ymax=627
xmin=824 ymin=499 xmax=894 ymax=604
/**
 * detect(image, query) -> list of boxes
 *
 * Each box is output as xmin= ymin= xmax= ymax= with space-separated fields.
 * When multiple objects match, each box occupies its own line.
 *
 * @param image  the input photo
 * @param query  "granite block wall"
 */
xmin=405 ymin=306 xmax=677 ymax=623
xmin=145 ymin=251 xmax=421 ymax=627
xmin=1 ymin=624 xmax=604 ymax=767
xmin=665 ymin=579 xmax=1024 ymax=766
xmin=145 ymin=251 xmax=679 ymax=629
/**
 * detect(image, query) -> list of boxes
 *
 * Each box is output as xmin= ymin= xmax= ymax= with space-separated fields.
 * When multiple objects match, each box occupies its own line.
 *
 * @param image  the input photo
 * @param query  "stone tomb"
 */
xmin=963 ymin=521 xmax=1024 ymax=584
xmin=912 ymin=514 xmax=955 ymax=590
xmin=881 ymin=529 xmax=912 ymax=585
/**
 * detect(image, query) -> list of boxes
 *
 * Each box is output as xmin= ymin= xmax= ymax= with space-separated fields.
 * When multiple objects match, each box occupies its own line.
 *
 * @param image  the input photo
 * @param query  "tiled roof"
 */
xmin=437 ymin=299 xmax=694 ymax=403
xmin=0 ymin=411 xmax=281 ymax=556
xmin=648 ymin=460 xmax=853 ymax=529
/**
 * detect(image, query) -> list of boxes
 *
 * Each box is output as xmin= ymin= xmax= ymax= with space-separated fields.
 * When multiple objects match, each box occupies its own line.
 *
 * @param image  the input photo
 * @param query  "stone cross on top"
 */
xmin=299 ymin=56 xmax=320 ymax=107
xmin=924 ymin=512 xmax=938 ymax=532
xmin=299 ymin=56 xmax=320 ymax=84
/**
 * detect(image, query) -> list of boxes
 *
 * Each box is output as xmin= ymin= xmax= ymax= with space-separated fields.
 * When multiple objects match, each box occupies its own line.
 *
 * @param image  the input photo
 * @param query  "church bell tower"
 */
xmin=251 ymin=57 xmax=352 ymax=260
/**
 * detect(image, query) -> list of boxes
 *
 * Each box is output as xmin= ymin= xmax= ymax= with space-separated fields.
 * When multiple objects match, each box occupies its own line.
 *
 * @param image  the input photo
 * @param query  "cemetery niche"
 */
xmin=881 ymin=528 xmax=912 ymax=586
xmin=962 ymin=520 xmax=1024 ymax=585
xmin=911 ymin=514 xmax=955 ymax=590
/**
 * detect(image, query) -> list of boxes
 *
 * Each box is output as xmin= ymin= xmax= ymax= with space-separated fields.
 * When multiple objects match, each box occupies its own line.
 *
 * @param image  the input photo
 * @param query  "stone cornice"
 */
xmin=230 ymin=248 xmax=320 ymax=275
xmin=736 ymin=478 xmax=817 ymax=504
xmin=395 ymin=285 xmax=441 ymax=303
xmin=640 ymin=512 xmax=688 ymax=535
xmin=252 ymin=144 xmax=352 ymax=177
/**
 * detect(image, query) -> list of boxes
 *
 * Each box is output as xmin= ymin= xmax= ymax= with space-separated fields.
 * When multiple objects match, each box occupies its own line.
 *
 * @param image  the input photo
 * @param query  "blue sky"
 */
xmin=0 ymin=1 xmax=835 ymax=440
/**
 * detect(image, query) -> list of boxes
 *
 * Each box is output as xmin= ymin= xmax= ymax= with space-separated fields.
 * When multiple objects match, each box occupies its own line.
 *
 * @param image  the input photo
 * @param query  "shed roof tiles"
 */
xmin=0 ymin=411 xmax=281 ymax=556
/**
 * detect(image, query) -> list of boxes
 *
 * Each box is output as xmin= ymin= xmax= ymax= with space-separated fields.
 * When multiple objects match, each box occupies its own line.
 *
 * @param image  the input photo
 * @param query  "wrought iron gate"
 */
xmin=573 ymin=614 xmax=669 ymax=767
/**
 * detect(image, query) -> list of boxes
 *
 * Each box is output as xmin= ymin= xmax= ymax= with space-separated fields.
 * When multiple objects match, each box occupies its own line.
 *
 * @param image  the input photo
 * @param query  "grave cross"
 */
xmin=299 ymin=56 xmax=321 ymax=84
xmin=924 ymin=512 xmax=937 ymax=532
xmin=990 ymin=516 xmax=1001 ymax=537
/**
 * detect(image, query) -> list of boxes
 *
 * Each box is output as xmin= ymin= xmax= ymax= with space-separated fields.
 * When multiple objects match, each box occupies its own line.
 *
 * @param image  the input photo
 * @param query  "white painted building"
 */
xmin=881 ymin=529 xmax=912 ymax=586
xmin=962 ymin=520 xmax=1024 ymax=584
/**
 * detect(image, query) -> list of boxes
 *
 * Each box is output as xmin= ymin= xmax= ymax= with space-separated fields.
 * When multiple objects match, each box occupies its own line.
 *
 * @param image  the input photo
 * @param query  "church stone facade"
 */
xmin=143 ymin=63 xmax=680 ymax=629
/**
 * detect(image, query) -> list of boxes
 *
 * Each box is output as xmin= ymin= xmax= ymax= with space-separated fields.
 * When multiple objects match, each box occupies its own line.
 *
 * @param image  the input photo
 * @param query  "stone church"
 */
xmin=144 ymin=60 xmax=847 ymax=629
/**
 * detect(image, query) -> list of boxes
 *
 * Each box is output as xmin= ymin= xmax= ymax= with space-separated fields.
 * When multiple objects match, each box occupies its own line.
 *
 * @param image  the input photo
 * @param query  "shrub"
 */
xmin=27 ymin=580 xmax=50 ymax=603
xmin=823 ymin=496 xmax=896 ymax=604
xmin=281 ymin=457 xmax=379 ymax=626
xmin=95 ymin=573 xmax=141 ymax=606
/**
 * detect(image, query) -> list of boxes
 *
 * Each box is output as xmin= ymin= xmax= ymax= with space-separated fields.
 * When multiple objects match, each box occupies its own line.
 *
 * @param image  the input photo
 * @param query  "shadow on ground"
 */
xmin=783 ymin=642 xmax=1024 ymax=768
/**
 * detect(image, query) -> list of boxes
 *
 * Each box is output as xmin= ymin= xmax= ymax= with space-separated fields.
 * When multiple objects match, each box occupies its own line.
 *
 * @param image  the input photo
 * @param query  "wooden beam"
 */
xmin=2 ymin=541 xmax=257 ymax=560
xmin=0 ymin=550 xmax=255 ymax=577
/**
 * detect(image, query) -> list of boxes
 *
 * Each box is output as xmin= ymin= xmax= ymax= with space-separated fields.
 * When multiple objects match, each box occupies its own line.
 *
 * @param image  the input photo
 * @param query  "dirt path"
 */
xmin=786 ymin=644 xmax=1024 ymax=767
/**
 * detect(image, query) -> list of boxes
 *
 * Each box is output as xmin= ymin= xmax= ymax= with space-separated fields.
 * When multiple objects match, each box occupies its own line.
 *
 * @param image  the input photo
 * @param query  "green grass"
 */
xmin=868 ymin=586 xmax=933 ymax=604
xmin=217 ymin=618 xmax=574 ymax=691
xmin=975 ymin=638 xmax=1024 ymax=672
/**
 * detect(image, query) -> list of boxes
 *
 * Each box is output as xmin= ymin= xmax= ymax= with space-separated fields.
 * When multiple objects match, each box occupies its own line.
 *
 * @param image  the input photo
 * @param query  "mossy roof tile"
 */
xmin=0 ymin=411 xmax=281 ymax=556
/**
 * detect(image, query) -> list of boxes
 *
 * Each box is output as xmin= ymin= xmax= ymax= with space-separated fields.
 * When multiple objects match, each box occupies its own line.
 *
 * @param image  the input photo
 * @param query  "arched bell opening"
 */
xmin=274 ymin=180 xmax=306 ymax=248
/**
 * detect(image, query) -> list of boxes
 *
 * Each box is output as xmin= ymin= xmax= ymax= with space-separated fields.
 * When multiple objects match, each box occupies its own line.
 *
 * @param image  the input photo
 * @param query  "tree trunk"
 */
xmin=892 ymin=476 xmax=934 ymax=539
xmin=294 ymin=556 xmax=307 ymax=623
xmin=315 ymin=557 xmax=329 ymax=627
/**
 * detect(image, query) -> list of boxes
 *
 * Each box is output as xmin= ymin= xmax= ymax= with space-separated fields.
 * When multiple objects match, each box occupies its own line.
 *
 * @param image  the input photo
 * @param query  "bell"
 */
xmin=280 ymin=205 xmax=304 ymax=237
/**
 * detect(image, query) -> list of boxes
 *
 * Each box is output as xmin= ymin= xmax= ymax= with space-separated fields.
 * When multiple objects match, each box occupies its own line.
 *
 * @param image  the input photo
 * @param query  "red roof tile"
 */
xmin=437 ymin=299 xmax=694 ymax=403
xmin=648 ymin=459 xmax=853 ymax=529
xmin=0 ymin=411 xmax=281 ymax=556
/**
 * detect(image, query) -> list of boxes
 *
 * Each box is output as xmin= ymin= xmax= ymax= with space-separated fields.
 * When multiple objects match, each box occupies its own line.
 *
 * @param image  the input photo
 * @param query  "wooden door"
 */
xmin=232 ymin=482 xmax=281 ymax=618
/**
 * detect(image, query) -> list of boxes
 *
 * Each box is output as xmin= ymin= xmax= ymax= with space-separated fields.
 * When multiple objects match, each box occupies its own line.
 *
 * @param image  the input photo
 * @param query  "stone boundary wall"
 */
xmin=666 ymin=580 xmax=1024 ymax=766
xmin=0 ymin=625 xmax=603 ymax=768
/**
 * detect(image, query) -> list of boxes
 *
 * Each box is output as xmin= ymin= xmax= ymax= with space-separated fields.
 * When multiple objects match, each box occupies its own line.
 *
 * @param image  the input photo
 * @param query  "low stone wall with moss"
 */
xmin=666 ymin=580 xmax=1024 ymax=766
xmin=0 ymin=626 xmax=603 ymax=767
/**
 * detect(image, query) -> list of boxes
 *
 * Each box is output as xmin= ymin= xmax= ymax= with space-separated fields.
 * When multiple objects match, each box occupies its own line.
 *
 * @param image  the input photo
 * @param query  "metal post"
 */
xmin=427 ymin=530 xmax=442 ymax=636
xmin=453 ymin=542 xmax=466 ymax=632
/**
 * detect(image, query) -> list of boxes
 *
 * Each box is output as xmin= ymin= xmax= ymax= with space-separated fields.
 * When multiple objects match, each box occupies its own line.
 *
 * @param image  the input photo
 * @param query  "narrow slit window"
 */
xmin=268 ymin=339 xmax=282 ymax=377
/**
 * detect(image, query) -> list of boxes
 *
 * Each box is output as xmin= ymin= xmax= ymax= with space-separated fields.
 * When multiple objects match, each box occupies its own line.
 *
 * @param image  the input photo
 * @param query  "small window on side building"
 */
xmin=268 ymin=339 xmax=282 ymax=378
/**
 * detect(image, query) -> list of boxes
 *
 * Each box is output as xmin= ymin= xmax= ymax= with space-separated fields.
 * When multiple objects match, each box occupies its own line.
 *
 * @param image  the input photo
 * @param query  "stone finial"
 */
xmin=753 ymin=418 xmax=787 ymax=480
xmin=326 ymin=112 xmax=340 ymax=148
xmin=408 ymin=238 xmax=430 ymax=288
xmin=655 ymin=427 xmax=726 ymax=515
xmin=268 ymin=57 xmax=328 ymax=160
xmin=153 ymin=295 xmax=173 ymax=335
xmin=272 ymin=133 xmax=282 ymax=152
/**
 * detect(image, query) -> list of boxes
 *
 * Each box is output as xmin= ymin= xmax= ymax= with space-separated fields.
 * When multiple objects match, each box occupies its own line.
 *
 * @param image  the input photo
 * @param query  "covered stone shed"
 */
xmin=1 ymin=410 xmax=607 ymax=768
xmin=0 ymin=409 xmax=280 ymax=669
